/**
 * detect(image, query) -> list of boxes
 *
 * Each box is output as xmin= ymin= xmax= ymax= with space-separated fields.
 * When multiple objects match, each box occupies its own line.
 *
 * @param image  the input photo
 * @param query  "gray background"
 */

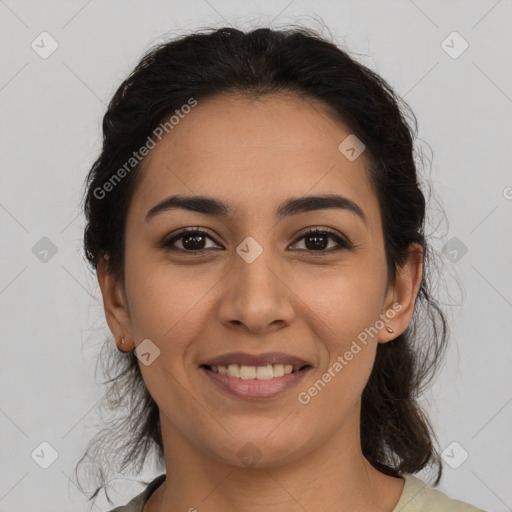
xmin=1 ymin=0 xmax=511 ymax=510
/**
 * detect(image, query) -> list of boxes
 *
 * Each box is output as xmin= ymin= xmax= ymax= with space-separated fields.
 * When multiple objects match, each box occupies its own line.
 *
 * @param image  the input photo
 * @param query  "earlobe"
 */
xmin=96 ymin=254 xmax=133 ymax=352
xmin=378 ymin=243 xmax=424 ymax=343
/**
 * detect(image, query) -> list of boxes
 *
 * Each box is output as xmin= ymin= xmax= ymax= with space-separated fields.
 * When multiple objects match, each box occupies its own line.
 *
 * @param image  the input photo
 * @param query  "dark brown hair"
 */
xmin=76 ymin=25 xmax=448 ymax=504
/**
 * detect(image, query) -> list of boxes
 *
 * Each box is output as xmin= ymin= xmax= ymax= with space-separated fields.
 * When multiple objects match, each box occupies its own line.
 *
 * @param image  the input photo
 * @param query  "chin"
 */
xmin=204 ymin=429 xmax=312 ymax=469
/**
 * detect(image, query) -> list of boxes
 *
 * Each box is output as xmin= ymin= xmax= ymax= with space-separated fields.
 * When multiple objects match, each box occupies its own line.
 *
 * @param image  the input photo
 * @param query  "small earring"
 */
xmin=121 ymin=337 xmax=126 ymax=344
xmin=386 ymin=327 xmax=394 ymax=333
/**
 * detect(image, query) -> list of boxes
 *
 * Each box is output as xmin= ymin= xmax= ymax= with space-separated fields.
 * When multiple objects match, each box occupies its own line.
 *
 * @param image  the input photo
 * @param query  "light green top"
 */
xmin=107 ymin=472 xmax=487 ymax=511
xmin=391 ymin=473 xmax=486 ymax=511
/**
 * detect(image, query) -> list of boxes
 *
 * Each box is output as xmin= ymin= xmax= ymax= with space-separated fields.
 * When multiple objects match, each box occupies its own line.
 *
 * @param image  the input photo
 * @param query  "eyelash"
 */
xmin=160 ymin=226 xmax=354 ymax=255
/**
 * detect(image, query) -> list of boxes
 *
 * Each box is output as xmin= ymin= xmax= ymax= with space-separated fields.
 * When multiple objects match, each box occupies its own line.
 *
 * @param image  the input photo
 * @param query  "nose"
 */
xmin=217 ymin=247 xmax=296 ymax=335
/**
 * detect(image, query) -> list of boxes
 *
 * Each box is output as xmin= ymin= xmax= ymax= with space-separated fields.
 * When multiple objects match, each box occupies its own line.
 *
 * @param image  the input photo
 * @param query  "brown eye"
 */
xmin=159 ymin=226 xmax=353 ymax=255
xmin=291 ymin=228 xmax=353 ymax=253
xmin=161 ymin=228 xmax=220 ymax=252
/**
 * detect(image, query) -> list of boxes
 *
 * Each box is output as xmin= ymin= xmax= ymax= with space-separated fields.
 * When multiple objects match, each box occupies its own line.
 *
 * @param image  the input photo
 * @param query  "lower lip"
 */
xmin=200 ymin=366 xmax=312 ymax=399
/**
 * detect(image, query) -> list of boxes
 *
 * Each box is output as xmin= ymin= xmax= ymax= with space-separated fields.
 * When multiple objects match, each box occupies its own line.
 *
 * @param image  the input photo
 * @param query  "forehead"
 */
xmin=130 ymin=93 xmax=380 ymax=229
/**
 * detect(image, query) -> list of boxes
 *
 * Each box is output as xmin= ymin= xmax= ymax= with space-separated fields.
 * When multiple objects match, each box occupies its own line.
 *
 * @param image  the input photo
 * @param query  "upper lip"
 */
xmin=199 ymin=351 xmax=312 ymax=368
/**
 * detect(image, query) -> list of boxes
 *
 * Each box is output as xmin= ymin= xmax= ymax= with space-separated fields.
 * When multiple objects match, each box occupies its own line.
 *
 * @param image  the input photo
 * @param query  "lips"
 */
xmin=198 ymin=351 xmax=313 ymax=399
xmin=199 ymin=351 xmax=312 ymax=370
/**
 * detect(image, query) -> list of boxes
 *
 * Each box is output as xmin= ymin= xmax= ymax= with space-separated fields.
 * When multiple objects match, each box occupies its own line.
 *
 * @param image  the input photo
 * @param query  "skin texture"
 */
xmin=97 ymin=93 xmax=423 ymax=511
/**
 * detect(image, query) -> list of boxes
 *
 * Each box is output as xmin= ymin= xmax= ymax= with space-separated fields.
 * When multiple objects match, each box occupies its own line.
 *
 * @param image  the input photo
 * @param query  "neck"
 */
xmin=145 ymin=413 xmax=405 ymax=512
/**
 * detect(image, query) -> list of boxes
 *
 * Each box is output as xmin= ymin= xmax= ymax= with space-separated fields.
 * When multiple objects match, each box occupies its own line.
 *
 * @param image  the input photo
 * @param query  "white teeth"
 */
xmin=210 ymin=363 xmax=302 ymax=379
xmin=272 ymin=364 xmax=284 ymax=377
xmin=227 ymin=364 xmax=239 ymax=378
xmin=240 ymin=365 xmax=256 ymax=379
xmin=256 ymin=365 xmax=273 ymax=380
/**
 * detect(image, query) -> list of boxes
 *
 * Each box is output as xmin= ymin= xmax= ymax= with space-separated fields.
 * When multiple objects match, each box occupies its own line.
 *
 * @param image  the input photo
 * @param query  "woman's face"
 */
xmin=102 ymin=93 xmax=420 ymax=468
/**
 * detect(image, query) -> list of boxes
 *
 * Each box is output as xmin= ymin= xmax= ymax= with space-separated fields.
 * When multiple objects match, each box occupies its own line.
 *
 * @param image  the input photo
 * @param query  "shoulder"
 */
xmin=106 ymin=474 xmax=166 ymax=512
xmin=393 ymin=473 xmax=487 ymax=512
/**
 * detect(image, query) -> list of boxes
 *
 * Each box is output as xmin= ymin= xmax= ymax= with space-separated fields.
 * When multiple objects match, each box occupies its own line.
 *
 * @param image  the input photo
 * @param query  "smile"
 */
xmin=204 ymin=363 xmax=307 ymax=379
xmin=200 ymin=364 xmax=312 ymax=399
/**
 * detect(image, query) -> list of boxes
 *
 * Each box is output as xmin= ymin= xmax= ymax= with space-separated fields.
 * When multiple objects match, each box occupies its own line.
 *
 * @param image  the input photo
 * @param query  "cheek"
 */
xmin=124 ymin=253 xmax=209 ymax=345
xmin=125 ymin=268 xmax=207 ymax=412
xmin=293 ymin=332 xmax=376 ymax=449
xmin=291 ymin=260 xmax=384 ymax=396
xmin=293 ymin=258 xmax=386 ymax=340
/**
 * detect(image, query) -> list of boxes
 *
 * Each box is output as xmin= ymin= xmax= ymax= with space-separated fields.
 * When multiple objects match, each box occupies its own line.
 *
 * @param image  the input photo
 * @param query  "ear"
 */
xmin=378 ymin=242 xmax=423 ymax=343
xmin=96 ymin=254 xmax=134 ymax=351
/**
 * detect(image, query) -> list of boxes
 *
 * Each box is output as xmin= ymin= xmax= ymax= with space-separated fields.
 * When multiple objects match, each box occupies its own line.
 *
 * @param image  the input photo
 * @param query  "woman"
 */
xmin=76 ymin=26 xmax=486 ymax=512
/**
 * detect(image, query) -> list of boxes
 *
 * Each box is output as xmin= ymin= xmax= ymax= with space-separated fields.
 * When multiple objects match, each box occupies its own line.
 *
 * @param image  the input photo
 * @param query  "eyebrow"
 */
xmin=145 ymin=194 xmax=368 ymax=225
